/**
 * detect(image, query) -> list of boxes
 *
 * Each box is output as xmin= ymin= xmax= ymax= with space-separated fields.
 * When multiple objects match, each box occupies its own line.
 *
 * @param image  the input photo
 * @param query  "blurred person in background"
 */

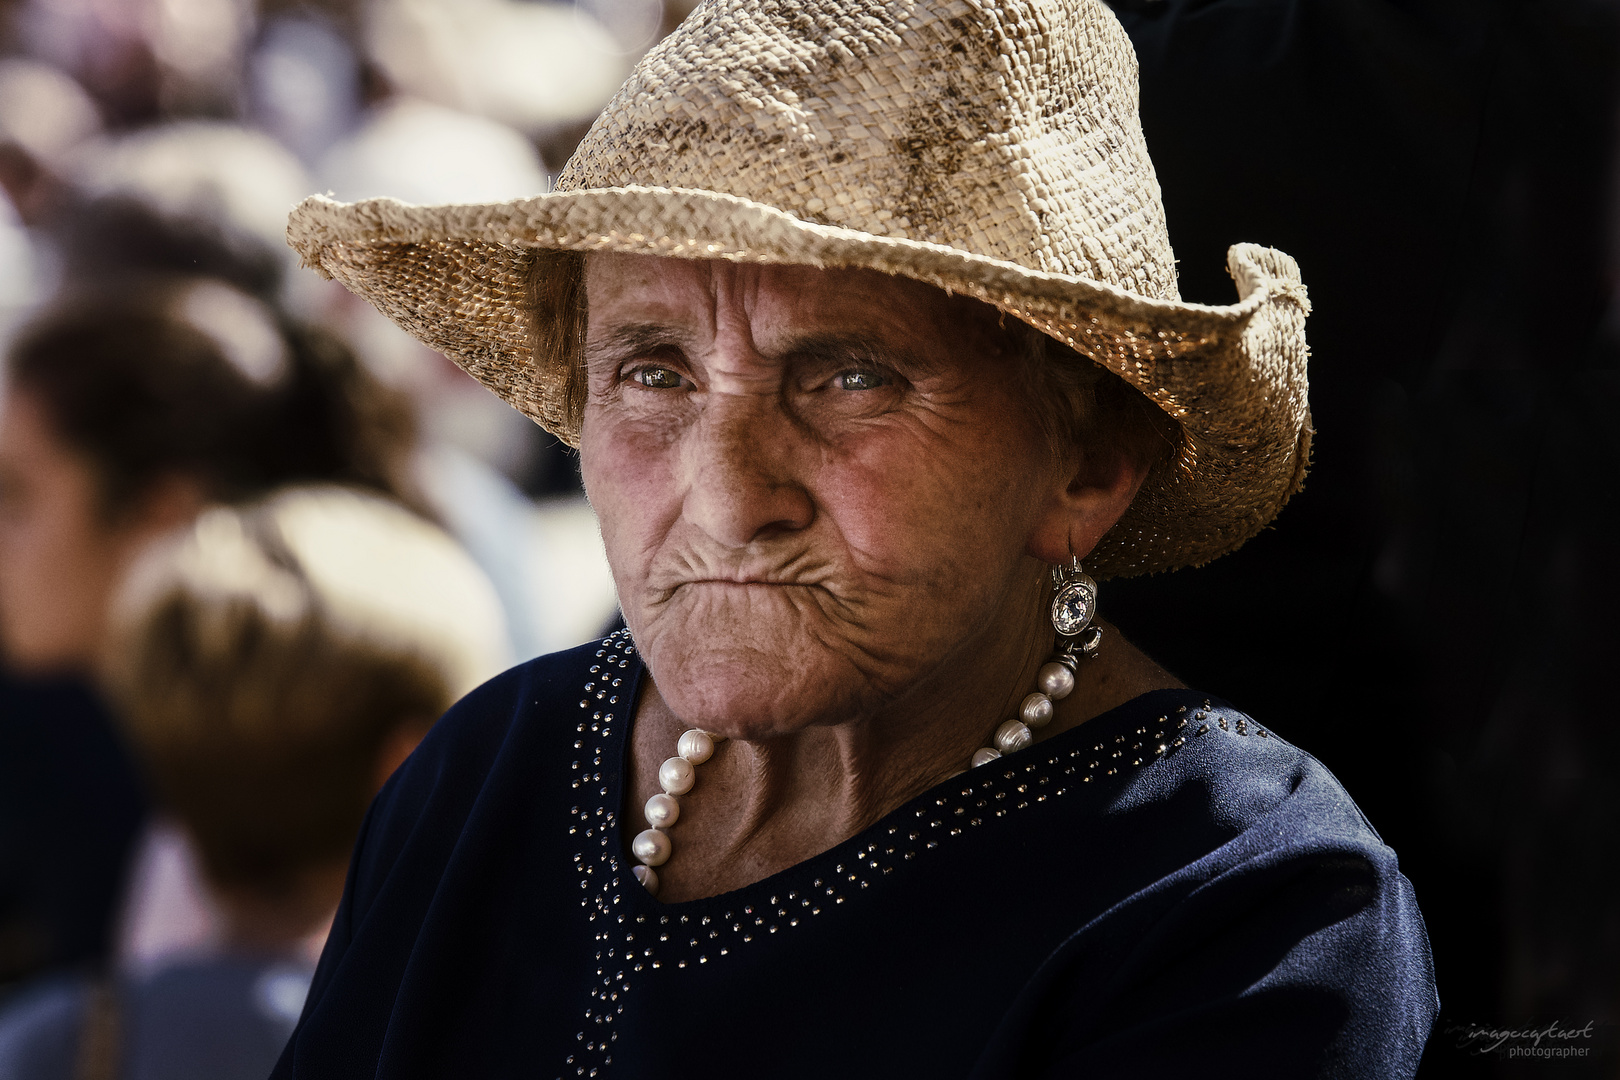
xmin=0 ymin=485 xmax=508 ymax=1080
xmin=0 ymin=278 xmax=422 ymax=676
xmin=0 ymin=0 xmax=626 ymax=1009
xmin=59 ymin=121 xmax=315 ymax=309
xmin=0 ymin=57 xmax=100 ymax=321
xmin=15 ymin=0 xmax=254 ymax=127
xmin=0 ymin=277 xmax=421 ymax=994
xmin=0 ymin=0 xmax=628 ymax=659
xmin=55 ymin=83 xmax=621 ymax=655
xmin=0 ymin=24 xmax=616 ymax=1001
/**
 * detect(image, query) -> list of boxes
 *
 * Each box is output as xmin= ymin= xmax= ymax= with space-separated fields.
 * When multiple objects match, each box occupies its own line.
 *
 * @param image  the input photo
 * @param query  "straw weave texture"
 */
xmin=287 ymin=0 xmax=1313 ymax=576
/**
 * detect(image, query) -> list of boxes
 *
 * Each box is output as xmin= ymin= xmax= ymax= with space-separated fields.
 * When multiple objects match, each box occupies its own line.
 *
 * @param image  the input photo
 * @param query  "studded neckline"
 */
xmin=560 ymin=629 xmax=1265 ymax=1077
xmin=570 ymin=629 xmax=1269 ymax=911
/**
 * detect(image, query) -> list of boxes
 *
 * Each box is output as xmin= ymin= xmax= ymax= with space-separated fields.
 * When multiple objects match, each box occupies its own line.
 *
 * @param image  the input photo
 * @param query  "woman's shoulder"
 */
xmin=1008 ymin=687 xmax=1428 ymax=989
xmin=428 ymin=634 xmax=615 ymax=740
xmin=386 ymin=635 xmax=621 ymax=800
xmin=1072 ymin=688 xmax=1388 ymax=855
xmin=970 ymin=690 xmax=1437 ymax=1076
xmin=332 ymin=633 xmax=627 ymax=921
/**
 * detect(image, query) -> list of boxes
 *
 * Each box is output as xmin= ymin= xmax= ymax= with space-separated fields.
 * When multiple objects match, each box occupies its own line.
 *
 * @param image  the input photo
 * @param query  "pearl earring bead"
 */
xmin=968 ymin=621 xmax=1102 ymax=772
xmin=659 ymin=756 xmax=695 ymax=795
xmin=644 ymin=792 xmax=679 ymax=828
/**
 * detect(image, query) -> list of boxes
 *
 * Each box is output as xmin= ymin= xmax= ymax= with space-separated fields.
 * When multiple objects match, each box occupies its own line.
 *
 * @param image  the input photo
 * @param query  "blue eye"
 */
xmin=633 ymin=367 xmax=685 ymax=389
xmin=837 ymin=370 xmax=887 ymax=391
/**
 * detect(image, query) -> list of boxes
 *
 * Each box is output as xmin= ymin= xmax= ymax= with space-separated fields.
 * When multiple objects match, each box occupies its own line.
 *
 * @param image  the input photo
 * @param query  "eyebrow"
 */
xmin=776 ymin=332 xmax=936 ymax=376
xmin=585 ymin=321 xmax=936 ymax=376
xmin=583 ymin=324 xmax=689 ymax=369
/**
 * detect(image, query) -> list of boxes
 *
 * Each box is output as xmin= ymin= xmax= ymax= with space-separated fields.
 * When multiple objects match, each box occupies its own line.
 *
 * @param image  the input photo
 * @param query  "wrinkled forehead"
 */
xmin=581 ymin=251 xmax=1012 ymax=356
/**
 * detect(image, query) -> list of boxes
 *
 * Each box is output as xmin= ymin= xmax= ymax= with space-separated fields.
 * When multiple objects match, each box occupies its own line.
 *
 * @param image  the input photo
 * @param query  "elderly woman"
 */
xmin=275 ymin=1 xmax=1437 ymax=1077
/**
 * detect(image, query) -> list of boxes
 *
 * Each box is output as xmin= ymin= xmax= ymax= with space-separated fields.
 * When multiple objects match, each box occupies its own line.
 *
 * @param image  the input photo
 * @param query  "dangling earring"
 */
xmin=967 ymin=554 xmax=1105 ymax=767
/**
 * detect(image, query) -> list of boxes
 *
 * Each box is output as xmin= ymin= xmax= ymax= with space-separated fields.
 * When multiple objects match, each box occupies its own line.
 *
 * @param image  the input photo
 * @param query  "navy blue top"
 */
xmin=0 ymin=672 xmax=146 ymax=994
xmin=274 ymin=630 xmax=1437 ymax=1079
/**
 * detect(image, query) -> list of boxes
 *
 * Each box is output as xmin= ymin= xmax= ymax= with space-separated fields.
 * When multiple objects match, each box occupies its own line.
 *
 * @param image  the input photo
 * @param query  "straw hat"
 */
xmin=286 ymin=0 xmax=1311 ymax=577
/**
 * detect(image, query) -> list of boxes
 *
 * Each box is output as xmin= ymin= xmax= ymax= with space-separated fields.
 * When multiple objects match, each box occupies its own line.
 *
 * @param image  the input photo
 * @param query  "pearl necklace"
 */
xmin=630 ymin=625 xmax=1102 ymax=898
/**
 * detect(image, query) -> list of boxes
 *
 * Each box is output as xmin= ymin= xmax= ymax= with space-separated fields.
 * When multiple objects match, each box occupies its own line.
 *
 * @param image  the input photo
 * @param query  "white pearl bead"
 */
xmin=631 ymin=828 xmax=672 ymax=866
xmin=677 ymin=729 xmax=715 ymax=763
xmin=644 ymin=792 xmax=680 ymax=828
xmin=706 ymin=731 xmax=727 ymax=743
xmin=971 ymin=747 xmax=1001 ymax=767
xmin=658 ymin=756 xmax=695 ymax=795
xmin=632 ymin=864 xmax=659 ymax=895
xmin=994 ymin=719 xmax=1032 ymax=754
xmin=1037 ymin=661 xmax=1075 ymax=700
xmin=1020 ymin=692 xmax=1054 ymax=729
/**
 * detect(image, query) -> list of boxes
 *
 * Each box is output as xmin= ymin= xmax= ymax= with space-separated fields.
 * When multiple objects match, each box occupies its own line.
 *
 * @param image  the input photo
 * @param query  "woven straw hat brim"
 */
xmin=288 ymin=184 xmax=1311 ymax=578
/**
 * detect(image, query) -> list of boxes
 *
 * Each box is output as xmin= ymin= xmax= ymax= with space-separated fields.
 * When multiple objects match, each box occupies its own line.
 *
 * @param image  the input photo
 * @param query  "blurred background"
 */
xmin=0 ymin=0 xmax=1610 ymax=1077
xmin=0 ymin=1 xmax=678 ymax=1075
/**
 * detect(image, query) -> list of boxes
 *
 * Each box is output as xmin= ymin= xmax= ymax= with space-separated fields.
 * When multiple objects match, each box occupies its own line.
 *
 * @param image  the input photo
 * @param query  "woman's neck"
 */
xmin=625 ymin=619 xmax=1181 ymax=904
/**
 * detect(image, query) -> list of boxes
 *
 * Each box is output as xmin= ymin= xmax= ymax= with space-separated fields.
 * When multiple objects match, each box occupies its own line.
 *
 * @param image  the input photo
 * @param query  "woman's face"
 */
xmin=0 ymin=386 xmax=144 ymax=672
xmin=580 ymin=255 xmax=1073 ymax=740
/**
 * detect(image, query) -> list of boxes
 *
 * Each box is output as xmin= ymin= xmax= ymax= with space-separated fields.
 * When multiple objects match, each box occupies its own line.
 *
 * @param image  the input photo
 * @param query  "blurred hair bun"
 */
xmin=115 ymin=485 xmax=511 ymax=701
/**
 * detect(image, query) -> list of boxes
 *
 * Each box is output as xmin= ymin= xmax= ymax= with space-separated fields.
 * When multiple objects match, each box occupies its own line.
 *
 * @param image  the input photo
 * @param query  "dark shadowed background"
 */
xmin=1103 ymin=1 xmax=1620 ymax=1075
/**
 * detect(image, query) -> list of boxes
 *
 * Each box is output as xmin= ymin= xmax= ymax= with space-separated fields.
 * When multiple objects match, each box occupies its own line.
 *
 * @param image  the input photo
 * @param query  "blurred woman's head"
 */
xmin=0 ymin=278 xmax=420 ymax=672
xmin=103 ymin=486 xmax=508 ymax=946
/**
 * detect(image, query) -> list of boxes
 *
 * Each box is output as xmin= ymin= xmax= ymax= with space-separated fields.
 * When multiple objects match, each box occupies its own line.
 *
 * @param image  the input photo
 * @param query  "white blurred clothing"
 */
xmin=365 ymin=0 xmax=629 ymax=136
xmin=318 ymin=98 xmax=547 ymax=206
xmin=115 ymin=822 xmax=223 ymax=978
xmin=0 ymin=59 xmax=99 ymax=171
xmin=415 ymin=445 xmax=618 ymax=662
xmin=248 ymin=17 xmax=361 ymax=165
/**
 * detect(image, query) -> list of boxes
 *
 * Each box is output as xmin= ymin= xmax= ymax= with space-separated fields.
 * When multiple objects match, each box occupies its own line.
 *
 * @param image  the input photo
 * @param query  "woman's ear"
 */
xmin=1025 ymin=447 xmax=1150 ymax=566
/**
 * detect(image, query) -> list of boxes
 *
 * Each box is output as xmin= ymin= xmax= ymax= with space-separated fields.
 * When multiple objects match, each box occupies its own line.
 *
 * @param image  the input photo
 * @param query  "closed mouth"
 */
xmin=680 ymin=579 xmax=816 ymax=588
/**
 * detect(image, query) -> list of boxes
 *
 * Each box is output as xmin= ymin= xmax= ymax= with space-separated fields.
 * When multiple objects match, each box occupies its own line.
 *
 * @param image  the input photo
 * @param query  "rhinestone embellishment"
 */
xmin=1050 ymin=576 xmax=1097 ymax=637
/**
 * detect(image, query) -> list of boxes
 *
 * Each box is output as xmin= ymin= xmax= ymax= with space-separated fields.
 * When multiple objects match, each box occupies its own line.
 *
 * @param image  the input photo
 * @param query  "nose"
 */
xmin=680 ymin=395 xmax=814 ymax=548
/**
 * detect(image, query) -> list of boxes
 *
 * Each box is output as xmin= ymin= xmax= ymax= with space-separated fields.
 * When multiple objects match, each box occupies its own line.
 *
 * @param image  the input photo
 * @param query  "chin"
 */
xmin=634 ymin=605 xmax=878 ymax=741
xmin=646 ymin=645 xmax=847 ymax=741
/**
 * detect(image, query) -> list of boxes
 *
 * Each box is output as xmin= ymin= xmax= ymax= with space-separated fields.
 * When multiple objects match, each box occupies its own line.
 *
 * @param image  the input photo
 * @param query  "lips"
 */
xmin=651 ymin=578 xmax=834 ymax=610
xmin=670 ymin=578 xmax=826 ymax=595
xmin=640 ymin=545 xmax=843 ymax=603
